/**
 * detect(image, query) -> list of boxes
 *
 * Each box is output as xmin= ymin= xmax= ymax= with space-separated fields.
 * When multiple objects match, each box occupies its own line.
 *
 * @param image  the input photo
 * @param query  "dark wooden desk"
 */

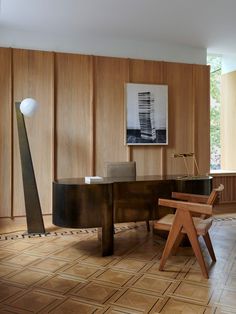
xmin=53 ymin=175 xmax=212 ymax=256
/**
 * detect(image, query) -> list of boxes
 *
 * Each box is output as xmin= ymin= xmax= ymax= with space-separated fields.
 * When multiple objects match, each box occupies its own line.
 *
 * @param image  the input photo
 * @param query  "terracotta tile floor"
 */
xmin=0 ymin=219 xmax=236 ymax=313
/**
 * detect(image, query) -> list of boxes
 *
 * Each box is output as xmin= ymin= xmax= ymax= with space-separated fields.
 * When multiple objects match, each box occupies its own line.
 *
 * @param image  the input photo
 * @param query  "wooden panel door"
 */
xmin=13 ymin=49 xmax=54 ymax=215
xmin=94 ymin=56 xmax=129 ymax=176
xmin=129 ymin=59 xmax=164 ymax=175
xmin=0 ymin=48 xmax=12 ymax=217
xmin=55 ymin=53 xmax=93 ymax=178
xmin=164 ymin=62 xmax=194 ymax=175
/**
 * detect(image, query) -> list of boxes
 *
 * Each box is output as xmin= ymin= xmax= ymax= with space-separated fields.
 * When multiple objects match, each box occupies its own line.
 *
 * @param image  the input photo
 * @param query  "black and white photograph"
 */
xmin=125 ymin=83 xmax=168 ymax=145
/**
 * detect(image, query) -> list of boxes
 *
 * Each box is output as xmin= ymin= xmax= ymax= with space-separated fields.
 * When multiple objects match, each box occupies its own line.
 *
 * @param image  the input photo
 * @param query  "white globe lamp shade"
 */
xmin=20 ymin=98 xmax=39 ymax=117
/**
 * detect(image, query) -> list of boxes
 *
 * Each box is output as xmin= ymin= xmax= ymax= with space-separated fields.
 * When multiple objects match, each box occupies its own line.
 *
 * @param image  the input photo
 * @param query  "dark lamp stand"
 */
xmin=15 ymin=102 xmax=45 ymax=234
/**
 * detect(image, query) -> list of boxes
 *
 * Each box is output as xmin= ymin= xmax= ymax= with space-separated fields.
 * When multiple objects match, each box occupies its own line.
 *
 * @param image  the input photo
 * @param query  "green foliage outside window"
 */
xmin=207 ymin=55 xmax=221 ymax=170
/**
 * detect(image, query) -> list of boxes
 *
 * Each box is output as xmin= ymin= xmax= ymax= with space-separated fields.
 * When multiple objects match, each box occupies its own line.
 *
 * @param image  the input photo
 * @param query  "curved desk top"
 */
xmin=54 ymin=175 xmax=212 ymax=185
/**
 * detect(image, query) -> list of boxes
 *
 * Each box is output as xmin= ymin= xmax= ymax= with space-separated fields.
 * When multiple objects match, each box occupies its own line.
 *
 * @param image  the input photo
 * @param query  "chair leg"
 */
xmin=172 ymin=233 xmax=185 ymax=255
xmin=159 ymin=211 xmax=183 ymax=271
xmin=182 ymin=211 xmax=209 ymax=279
xmin=146 ymin=220 xmax=150 ymax=232
xmin=203 ymin=232 xmax=216 ymax=262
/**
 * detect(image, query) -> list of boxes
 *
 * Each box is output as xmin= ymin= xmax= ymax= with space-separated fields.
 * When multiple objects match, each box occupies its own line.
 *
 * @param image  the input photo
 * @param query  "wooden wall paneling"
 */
xmin=13 ymin=49 xmax=54 ymax=216
xmin=55 ymin=53 xmax=93 ymax=179
xmin=94 ymin=56 xmax=129 ymax=176
xmin=0 ymin=48 xmax=12 ymax=217
xmin=221 ymin=71 xmax=236 ymax=170
xmin=164 ymin=62 xmax=194 ymax=175
xmin=193 ymin=64 xmax=210 ymax=175
xmin=129 ymin=59 xmax=165 ymax=175
xmin=212 ymin=175 xmax=236 ymax=203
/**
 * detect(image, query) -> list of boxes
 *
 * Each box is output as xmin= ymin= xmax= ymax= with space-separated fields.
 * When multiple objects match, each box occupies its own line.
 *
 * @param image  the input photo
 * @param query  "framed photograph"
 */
xmin=125 ymin=83 xmax=168 ymax=145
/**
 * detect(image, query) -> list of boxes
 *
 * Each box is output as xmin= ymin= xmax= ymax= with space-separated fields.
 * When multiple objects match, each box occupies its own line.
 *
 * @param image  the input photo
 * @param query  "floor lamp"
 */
xmin=15 ymin=98 xmax=45 ymax=234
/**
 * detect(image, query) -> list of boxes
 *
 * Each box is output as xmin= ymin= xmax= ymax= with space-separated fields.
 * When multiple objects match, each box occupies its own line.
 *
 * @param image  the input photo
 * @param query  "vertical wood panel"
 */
xmin=165 ymin=62 xmax=194 ymax=175
xmin=194 ymin=65 xmax=210 ymax=175
xmin=221 ymin=71 xmax=236 ymax=170
xmin=94 ymin=56 xmax=129 ymax=176
xmin=55 ymin=53 xmax=93 ymax=178
xmin=212 ymin=175 xmax=236 ymax=203
xmin=129 ymin=59 xmax=164 ymax=175
xmin=0 ymin=48 xmax=12 ymax=217
xmin=13 ymin=49 xmax=54 ymax=216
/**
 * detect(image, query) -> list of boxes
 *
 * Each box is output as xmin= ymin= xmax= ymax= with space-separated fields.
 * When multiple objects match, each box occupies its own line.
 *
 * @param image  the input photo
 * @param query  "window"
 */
xmin=207 ymin=55 xmax=222 ymax=170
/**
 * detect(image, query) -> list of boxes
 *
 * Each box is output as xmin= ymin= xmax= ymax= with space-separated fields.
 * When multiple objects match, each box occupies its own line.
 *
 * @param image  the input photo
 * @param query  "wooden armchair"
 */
xmin=154 ymin=184 xmax=224 ymax=278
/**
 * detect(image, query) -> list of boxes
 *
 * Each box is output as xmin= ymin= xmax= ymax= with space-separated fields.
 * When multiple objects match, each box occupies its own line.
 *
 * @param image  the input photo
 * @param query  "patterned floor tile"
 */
xmin=101 ymin=305 xmax=142 ymax=313
xmin=132 ymin=274 xmax=173 ymax=294
xmin=218 ymin=289 xmax=236 ymax=308
xmin=229 ymin=261 xmax=236 ymax=275
xmin=0 ymin=250 xmax=15 ymax=260
xmin=0 ymin=241 xmax=8 ymax=247
xmin=164 ymin=255 xmax=192 ymax=268
xmin=157 ymin=297 xmax=210 ymax=314
xmin=8 ymin=290 xmax=59 ymax=312
xmin=26 ymin=243 xmax=62 ymax=256
xmin=172 ymin=282 xmax=212 ymax=304
xmin=0 ymin=282 xmax=24 ymax=302
xmin=6 ymin=269 xmax=49 ymax=286
xmin=81 ymin=255 xmax=114 ymax=267
xmin=225 ymin=275 xmax=236 ymax=290
xmin=0 ymin=308 xmax=17 ymax=314
xmin=60 ymin=263 xmax=100 ymax=279
xmin=53 ymin=246 xmax=86 ymax=260
xmin=0 ymin=305 xmax=29 ymax=314
xmin=95 ymin=269 xmax=134 ymax=287
xmin=215 ymin=305 xmax=236 ymax=313
xmin=112 ymin=289 xmax=159 ymax=312
xmin=3 ymin=253 xmax=40 ymax=267
xmin=24 ymin=237 xmax=53 ymax=244
xmin=30 ymin=257 xmax=68 ymax=272
xmin=48 ymin=298 xmax=99 ymax=313
xmin=0 ymin=264 xmax=18 ymax=278
xmin=126 ymin=247 xmax=158 ymax=261
xmin=111 ymin=258 xmax=147 ymax=272
xmin=184 ymin=268 xmax=218 ymax=285
xmin=3 ymin=241 xmax=34 ymax=251
xmin=73 ymin=282 xmax=117 ymax=304
xmin=38 ymin=275 xmax=81 ymax=294
xmin=147 ymin=262 xmax=182 ymax=279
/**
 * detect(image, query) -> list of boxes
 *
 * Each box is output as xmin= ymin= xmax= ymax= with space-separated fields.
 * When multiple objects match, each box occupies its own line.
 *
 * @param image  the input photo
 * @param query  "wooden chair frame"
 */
xmin=156 ymin=185 xmax=224 ymax=278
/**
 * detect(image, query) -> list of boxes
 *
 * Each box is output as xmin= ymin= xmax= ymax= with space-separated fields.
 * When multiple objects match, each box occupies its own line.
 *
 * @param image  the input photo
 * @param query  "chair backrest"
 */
xmin=169 ymin=184 xmax=224 ymax=218
xmin=207 ymin=184 xmax=224 ymax=205
xmin=105 ymin=161 xmax=136 ymax=178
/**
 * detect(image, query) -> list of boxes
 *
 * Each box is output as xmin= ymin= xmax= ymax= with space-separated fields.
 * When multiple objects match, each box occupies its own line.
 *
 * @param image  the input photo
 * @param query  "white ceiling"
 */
xmin=0 ymin=0 xmax=236 ymax=55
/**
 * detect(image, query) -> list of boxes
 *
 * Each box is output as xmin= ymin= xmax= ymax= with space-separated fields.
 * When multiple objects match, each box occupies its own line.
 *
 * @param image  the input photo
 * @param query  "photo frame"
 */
xmin=125 ymin=83 xmax=168 ymax=145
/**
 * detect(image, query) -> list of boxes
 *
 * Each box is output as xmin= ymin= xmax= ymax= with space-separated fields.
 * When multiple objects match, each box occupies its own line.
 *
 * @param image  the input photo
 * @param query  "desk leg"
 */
xmin=101 ymin=196 xmax=113 ymax=256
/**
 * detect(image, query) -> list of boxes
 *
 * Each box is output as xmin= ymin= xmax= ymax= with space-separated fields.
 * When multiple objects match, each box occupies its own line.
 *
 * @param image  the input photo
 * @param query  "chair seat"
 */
xmin=154 ymin=214 xmax=213 ymax=236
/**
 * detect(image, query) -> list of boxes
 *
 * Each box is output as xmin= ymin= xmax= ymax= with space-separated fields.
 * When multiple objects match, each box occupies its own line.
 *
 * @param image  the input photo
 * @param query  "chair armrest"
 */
xmin=172 ymin=192 xmax=209 ymax=203
xmin=158 ymin=198 xmax=212 ymax=215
